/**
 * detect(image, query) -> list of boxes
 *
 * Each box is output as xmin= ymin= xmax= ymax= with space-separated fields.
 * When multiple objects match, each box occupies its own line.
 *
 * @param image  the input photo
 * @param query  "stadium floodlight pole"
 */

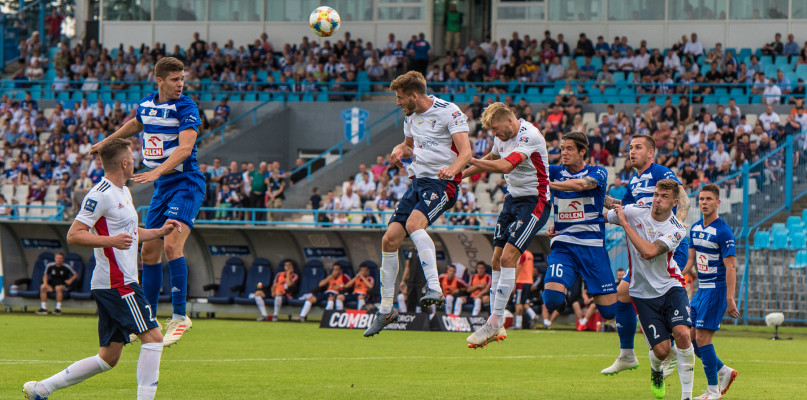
xmin=738 ymin=160 xmax=750 ymax=326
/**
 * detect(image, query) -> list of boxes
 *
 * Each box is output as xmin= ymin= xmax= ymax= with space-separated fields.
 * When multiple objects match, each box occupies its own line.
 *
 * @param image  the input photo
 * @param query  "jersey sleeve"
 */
xmin=588 ymin=166 xmax=608 ymax=188
xmin=75 ymin=190 xmax=109 ymax=228
xmin=718 ymin=225 xmax=736 ymax=258
xmin=657 ymin=165 xmax=681 ymax=185
xmin=176 ymin=98 xmax=201 ymax=133
xmin=444 ymin=105 xmax=469 ymax=135
xmin=515 ymin=130 xmax=545 ymax=158
xmin=605 ymin=209 xmax=618 ymax=224
xmin=547 ymin=164 xmax=562 ymax=181
xmin=621 ymin=184 xmax=635 ymax=205
xmin=490 ymin=137 xmax=500 ymax=156
xmin=403 ymin=116 xmax=413 ymax=138
xmin=658 ymin=223 xmax=686 ymax=253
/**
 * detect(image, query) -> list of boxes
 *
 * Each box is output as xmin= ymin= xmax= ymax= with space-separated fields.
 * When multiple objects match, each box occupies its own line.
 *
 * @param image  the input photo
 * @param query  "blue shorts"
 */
xmin=546 ymin=242 xmax=616 ymax=296
xmin=313 ymin=290 xmax=340 ymax=302
xmin=511 ymin=283 xmax=533 ymax=305
xmin=633 ymin=286 xmax=692 ymax=349
xmin=622 ymin=238 xmax=690 ymax=283
xmin=93 ymin=283 xmax=159 ymax=347
xmin=389 ymin=177 xmax=457 ymax=226
xmin=145 ymin=170 xmax=206 ymax=230
xmin=492 ymin=194 xmax=550 ymax=253
xmin=690 ymin=286 xmax=727 ymax=331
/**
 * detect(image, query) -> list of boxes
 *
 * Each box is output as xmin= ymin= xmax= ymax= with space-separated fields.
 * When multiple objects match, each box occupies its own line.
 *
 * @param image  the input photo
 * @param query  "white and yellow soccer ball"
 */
xmin=309 ymin=6 xmax=341 ymax=38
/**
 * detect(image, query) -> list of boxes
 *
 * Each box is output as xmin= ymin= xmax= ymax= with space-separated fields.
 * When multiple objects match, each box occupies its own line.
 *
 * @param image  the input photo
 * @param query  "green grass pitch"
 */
xmin=1 ymin=313 xmax=805 ymax=399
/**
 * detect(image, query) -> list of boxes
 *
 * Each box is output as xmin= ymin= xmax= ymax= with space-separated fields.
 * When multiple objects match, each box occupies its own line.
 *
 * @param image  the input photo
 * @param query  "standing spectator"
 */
xmin=609 ymin=176 xmax=627 ymax=201
xmin=266 ymin=168 xmax=285 ymax=220
xmin=412 ymin=33 xmax=431 ymax=74
xmin=209 ymin=157 xmax=228 ymax=194
xmin=456 ymin=183 xmax=475 ymax=211
xmin=35 ymin=253 xmax=78 ymax=315
xmin=444 ymin=3 xmax=462 ymax=55
xmin=56 ymin=179 xmax=73 ymax=216
xmin=45 ymin=9 xmax=64 ymax=46
xmin=247 ymin=161 xmax=268 ymax=221
xmin=339 ymin=184 xmax=360 ymax=211
xmin=210 ymin=97 xmax=230 ymax=129
xmin=765 ymin=140 xmax=784 ymax=184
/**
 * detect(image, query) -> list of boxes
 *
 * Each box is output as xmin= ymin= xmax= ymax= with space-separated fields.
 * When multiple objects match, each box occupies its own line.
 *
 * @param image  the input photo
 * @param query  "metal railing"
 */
xmin=0 ymin=204 xmax=66 ymax=221
xmin=195 ymin=98 xmax=281 ymax=144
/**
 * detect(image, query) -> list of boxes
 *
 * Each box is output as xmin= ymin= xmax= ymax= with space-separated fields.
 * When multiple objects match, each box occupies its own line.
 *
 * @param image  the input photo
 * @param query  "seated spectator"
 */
xmin=35 ymin=253 xmax=78 ymax=315
xmin=27 ymin=180 xmax=47 ymax=204
xmin=215 ymin=183 xmax=241 ymax=220
xmin=298 ymin=262 xmax=351 ymax=321
xmin=210 ymin=97 xmax=230 ymax=129
xmin=589 ymin=142 xmax=612 ymax=166
xmin=454 ymin=261 xmax=490 ymax=316
xmin=761 ymin=33 xmax=784 ymax=57
xmin=765 ymin=140 xmax=784 ymax=184
xmin=261 ymin=259 xmax=299 ymax=321
xmin=440 ymin=264 xmax=467 ymax=315
xmin=340 ymin=263 xmax=375 ymax=310
xmin=609 ymin=176 xmax=627 ymax=200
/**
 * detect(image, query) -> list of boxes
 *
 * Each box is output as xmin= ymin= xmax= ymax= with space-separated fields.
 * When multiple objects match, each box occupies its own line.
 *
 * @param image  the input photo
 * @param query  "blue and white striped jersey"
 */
xmin=548 ymin=164 xmax=607 ymax=247
xmin=689 ymin=217 xmax=735 ymax=289
xmin=622 ymin=163 xmax=680 ymax=206
xmin=136 ymin=92 xmax=201 ymax=173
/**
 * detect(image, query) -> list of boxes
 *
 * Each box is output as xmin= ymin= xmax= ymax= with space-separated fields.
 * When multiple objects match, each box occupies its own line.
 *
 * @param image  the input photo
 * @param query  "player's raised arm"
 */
xmin=389 ymin=137 xmax=414 ymax=167
xmin=604 ymin=195 xmax=622 ymax=210
xmin=67 ymin=219 xmax=133 ymax=250
xmin=675 ymin=185 xmax=690 ymax=222
xmin=469 ymin=152 xmax=523 ymax=174
xmin=138 ymin=219 xmax=182 ymax=242
xmin=462 ymin=152 xmax=500 ymax=178
xmin=89 ymin=118 xmax=143 ymax=155
xmin=437 ymin=130 xmax=472 ymax=180
xmin=549 ymin=175 xmax=599 ymax=192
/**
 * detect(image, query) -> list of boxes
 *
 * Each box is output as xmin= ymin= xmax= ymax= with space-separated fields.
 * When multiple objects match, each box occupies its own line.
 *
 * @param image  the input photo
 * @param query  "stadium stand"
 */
xmin=204 ymin=257 xmax=246 ymax=304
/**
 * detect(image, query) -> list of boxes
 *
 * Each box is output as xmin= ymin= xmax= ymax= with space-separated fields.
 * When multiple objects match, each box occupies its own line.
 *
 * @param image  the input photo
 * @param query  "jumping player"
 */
xmin=602 ymin=134 xmax=691 ymax=375
xmin=607 ymin=179 xmax=695 ymax=400
xmin=92 ymin=57 xmax=204 ymax=346
xmin=460 ymin=102 xmax=550 ymax=347
xmin=682 ymin=184 xmax=739 ymax=399
xmin=364 ymin=71 xmax=471 ymax=337
xmin=24 ymin=138 xmax=180 ymax=400
xmin=541 ymin=132 xmax=619 ymax=334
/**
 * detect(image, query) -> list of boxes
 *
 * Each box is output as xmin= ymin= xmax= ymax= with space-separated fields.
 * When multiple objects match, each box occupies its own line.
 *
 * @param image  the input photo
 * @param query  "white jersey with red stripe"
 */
xmin=75 ymin=178 xmax=140 ymax=291
xmin=404 ymin=96 xmax=468 ymax=183
xmin=606 ymin=204 xmax=686 ymax=299
xmin=490 ymin=119 xmax=550 ymax=198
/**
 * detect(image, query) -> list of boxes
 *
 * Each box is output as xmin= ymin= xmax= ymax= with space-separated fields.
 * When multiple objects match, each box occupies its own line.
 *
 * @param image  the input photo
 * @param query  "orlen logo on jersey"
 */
xmin=697 ymin=253 xmax=709 ymax=272
xmin=144 ymin=136 xmax=163 ymax=157
xmin=558 ymin=201 xmax=583 ymax=221
xmin=328 ymin=310 xmax=372 ymax=329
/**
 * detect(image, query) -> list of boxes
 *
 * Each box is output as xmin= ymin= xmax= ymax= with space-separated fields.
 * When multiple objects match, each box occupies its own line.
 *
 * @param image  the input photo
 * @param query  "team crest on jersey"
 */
xmin=451 ymin=111 xmax=462 ymax=119
xmin=429 ymin=119 xmax=437 ymax=129
xmin=414 ymin=117 xmax=424 ymax=126
xmin=519 ymin=136 xmax=529 ymax=144
xmin=148 ymin=108 xmax=158 ymax=116
xmin=84 ymin=199 xmax=97 ymax=212
xmin=674 ymin=232 xmax=682 ymax=241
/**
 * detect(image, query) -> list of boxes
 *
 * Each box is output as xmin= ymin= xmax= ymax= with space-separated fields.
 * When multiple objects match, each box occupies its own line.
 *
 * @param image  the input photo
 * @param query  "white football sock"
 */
xmin=579 ymin=317 xmax=588 ymax=325
xmin=171 ymin=313 xmax=184 ymax=321
xmin=445 ymin=295 xmax=454 ymax=314
xmin=489 ymin=270 xmax=501 ymax=314
xmin=649 ymin=350 xmax=664 ymax=371
xmin=489 ymin=267 xmax=515 ymax=328
xmin=472 ymin=298 xmax=482 ymax=316
xmin=357 ymin=298 xmax=365 ymax=310
xmin=454 ymin=298 xmax=464 ymax=315
xmin=325 ymin=299 xmax=334 ymax=310
xmin=379 ymin=251 xmax=399 ymax=314
xmin=273 ymin=296 xmax=282 ymax=316
xmin=56 ymin=302 xmax=62 ymax=309
xmin=39 ymin=354 xmax=111 ymax=396
xmin=40 ymin=301 xmax=47 ymax=309
xmin=543 ymin=318 xmax=552 ymax=327
xmin=137 ymin=342 xmax=162 ymax=400
xmin=430 ymin=304 xmax=436 ymax=315
xmin=254 ymin=296 xmax=267 ymax=317
xmin=300 ymin=301 xmax=313 ymax=317
xmin=335 ymin=299 xmax=344 ymax=310
xmin=676 ymin=344 xmax=695 ymax=398
xmin=515 ymin=315 xmax=523 ymax=329
xmin=621 ymin=348 xmax=636 ymax=359
xmin=525 ymin=307 xmax=537 ymax=319
xmin=410 ymin=229 xmax=441 ymax=292
xmin=396 ymin=293 xmax=407 ymax=313
xmin=718 ymin=365 xmax=731 ymax=376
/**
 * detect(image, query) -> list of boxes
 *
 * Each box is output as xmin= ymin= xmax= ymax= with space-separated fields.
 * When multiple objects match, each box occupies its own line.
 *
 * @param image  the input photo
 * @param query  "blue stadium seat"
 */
xmin=771 ymin=231 xmax=789 ymax=250
xmin=787 ymin=216 xmax=803 ymax=231
xmin=70 ymin=257 xmax=96 ymax=300
xmin=17 ymin=252 xmax=55 ymax=298
xmin=790 ymin=231 xmax=806 ymax=250
xmin=205 ymin=257 xmax=246 ymax=304
xmin=796 ymin=65 xmax=807 ymax=77
xmin=771 ymin=223 xmax=788 ymax=236
xmin=286 ymin=260 xmax=325 ymax=306
xmin=751 ymin=231 xmax=770 ymax=249
xmin=63 ymin=253 xmax=85 ymax=294
xmin=790 ymin=250 xmax=807 ymax=269
xmin=233 ymin=258 xmax=274 ymax=305
xmin=334 ymin=259 xmax=353 ymax=278
xmin=738 ymin=48 xmax=752 ymax=60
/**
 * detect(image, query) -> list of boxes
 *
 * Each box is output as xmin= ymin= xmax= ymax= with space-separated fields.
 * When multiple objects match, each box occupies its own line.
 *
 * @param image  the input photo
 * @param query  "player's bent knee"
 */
xmin=337 ymin=295 xmax=345 ymax=301
xmin=140 ymin=327 xmax=164 ymax=345
xmin=597 ymin=302 xmax=617 ymax=319
xmin=359 ymin=294 xmax=365 ymax=300
xmin=542 ymin=289 xmax=566 ymax=311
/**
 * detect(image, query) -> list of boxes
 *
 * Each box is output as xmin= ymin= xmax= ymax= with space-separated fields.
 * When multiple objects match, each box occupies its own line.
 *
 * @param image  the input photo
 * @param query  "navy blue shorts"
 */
xmin=623 ymin=238 xmax=690 ymax=283
xmin=546 ymin=242 xmax=616 ymax=296
xmin=313 ymin=290 xmax=340 ymax=302
xmin=145 ymin=170 xmax=206 ymax=229
xmin=690 ymin=286 xmax=727 ymax=331
xmin=511 ymin=283 xmax=532 ymax=305
xmin=343 ymin=292 xmax=369 ymax=302
xmin=633 ymin=286 xmax=692 ymax=349
xmin=492 ymin=194 xmax=550 ymax=253
xmin=93 ymin=283 xmax=160 ymax=347
xmin=389 ymin=177 xmax=457 ymax=226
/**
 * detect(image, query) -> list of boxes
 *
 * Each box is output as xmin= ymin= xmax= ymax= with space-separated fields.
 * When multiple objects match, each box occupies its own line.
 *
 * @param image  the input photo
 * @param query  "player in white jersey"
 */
xmin=24 ymin=139 xmax=180 ymax=400
xmin=459 ymin=103 xmax=550 ymax=347
xmin=606 ymin=179 xmax=695 ymax=400
xmin=364 ymin=71 xmax=471 ymax=337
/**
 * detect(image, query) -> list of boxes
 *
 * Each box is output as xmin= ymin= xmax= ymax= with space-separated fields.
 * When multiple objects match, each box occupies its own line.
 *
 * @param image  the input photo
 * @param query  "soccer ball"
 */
xmin=309 ymin=6 xmax=341 ymax=38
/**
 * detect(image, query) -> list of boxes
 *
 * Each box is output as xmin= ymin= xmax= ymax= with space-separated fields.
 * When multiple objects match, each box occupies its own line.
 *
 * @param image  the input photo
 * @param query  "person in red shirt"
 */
xmin=340 ymin=263 xmax=375 ymax=310
xmin=454 ymin=262 xmax=491 ymax=316
xmin=513 ymin=250 xmax=539 ymax=329
xmin=266 ymin=260 xmax=298 ymax=321
xmin=298 ymin=262 xmax=350 ymax=321
xmin=439 ymin=264 xmax=467 ymax=315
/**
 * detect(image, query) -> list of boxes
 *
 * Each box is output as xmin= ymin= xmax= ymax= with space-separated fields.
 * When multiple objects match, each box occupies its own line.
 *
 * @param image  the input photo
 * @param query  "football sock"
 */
xmin=649 ymin=350 xmax=664 ymax=371
xmin=168 ymin=257 xmax=188 ymax=317
xmin=39 ymin=354 xmax=112 ymax=396
xmin=692 ymin=338 xmax=700 ymax=358
xmin=579 ymin=317 xmax=588 ymax=326
xmin=489 ymin=267 xmax=515 ymax=328
xmin=676 ymin=344 xmax=695 ymax=398
xmin=597 ymin=302 xmax=617 ymax=320
xmin=357 ymin=298 xmax=365 ymax=310
xmin=515 ymin=315 xmax=523 ymax=328
xmin=454 ymin=298 xmax=464 ymax=315
xmin=141 ymin=263 xmax=162 ymax=311
xmin=326 ymin=299 xmax=334 ymax=310
xmin=396 ymin=293 xmax=407 ymax=313
xmin=273 ymin=296 xmax=282 ymax=316
xmin=620 ymin=348 xmax=635 ymax=358
xmin=699 ymin=344 xmax=719 ymax=386
xmin=335 ymin=299 xmax=344 ymax=310
xmin=472 ymin=298 xmax=482 ymax=316
xmin=718 ymin=364 xmax=730 ymax=376
xmin=445 ymin=295 xmax=454 ymax=314
xmin=137 ymin=342 xmax=162 ymax=400
xmin=616 ymin=300 xmax=637 ymax=350
xmin=541 ymin=289 xmax=566 ymax=312
xmin=379 ymin=251 xmax=399 ymax=314
xmin=254 ymin=296 xmax=268 ymax=317
xmin=525 ymin=307 xmax=537 ymax=320
xmin=300 ymin=301 xmax=313 ymax=317
xmin=40 ymin=301 xmax=46 ymax=309
xmin=55 ymin=302 xmax=62 ymax=309
xmin=489 ymin=270 xmax=501 ymax=314
xmin=410 ymin=229 xmax=441 ymax=292
xmin=716 ymin=357 xmax=725 ymax=372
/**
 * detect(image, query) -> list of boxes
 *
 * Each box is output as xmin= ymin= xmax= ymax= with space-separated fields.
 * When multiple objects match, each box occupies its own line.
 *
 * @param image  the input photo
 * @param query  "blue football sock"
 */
xmin=541 ymin=289 xmax=566 ymax=312
xmin=597 ymin=302 xmax=617 ymax=320
xmin=699 ymin=343 xmax=719 ymax=386
xmin=615 ymin=301 xmax=636 ymax=349
xmin=716 ymin=356 xmax=724 ymax=371
xmin=168 ymin=257 xmax=188 ymax=317
xmin=692 ymin=339 xmax=701 ymax=358
xmin=141 ymin=263 xmax=163 ymax=311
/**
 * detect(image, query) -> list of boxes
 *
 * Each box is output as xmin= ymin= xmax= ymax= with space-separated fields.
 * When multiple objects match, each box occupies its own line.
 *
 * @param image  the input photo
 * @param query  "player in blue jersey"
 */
xmin=541 ymin=131 xmax=619 ymax=334
xmin=601 ymin=133 xmax=691 ymax=375
xmin=91 ymin=57 xmax=202 ymax=347
xmin=459 ymin=103 xmax=551 ymax=347
xmin=681 ymin=184 xmax=739 ymax=399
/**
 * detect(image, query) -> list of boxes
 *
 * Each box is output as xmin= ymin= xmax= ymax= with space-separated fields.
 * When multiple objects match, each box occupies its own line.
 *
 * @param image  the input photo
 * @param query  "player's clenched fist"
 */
xmin=109 ymin=233 xmax=133 ymax=250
